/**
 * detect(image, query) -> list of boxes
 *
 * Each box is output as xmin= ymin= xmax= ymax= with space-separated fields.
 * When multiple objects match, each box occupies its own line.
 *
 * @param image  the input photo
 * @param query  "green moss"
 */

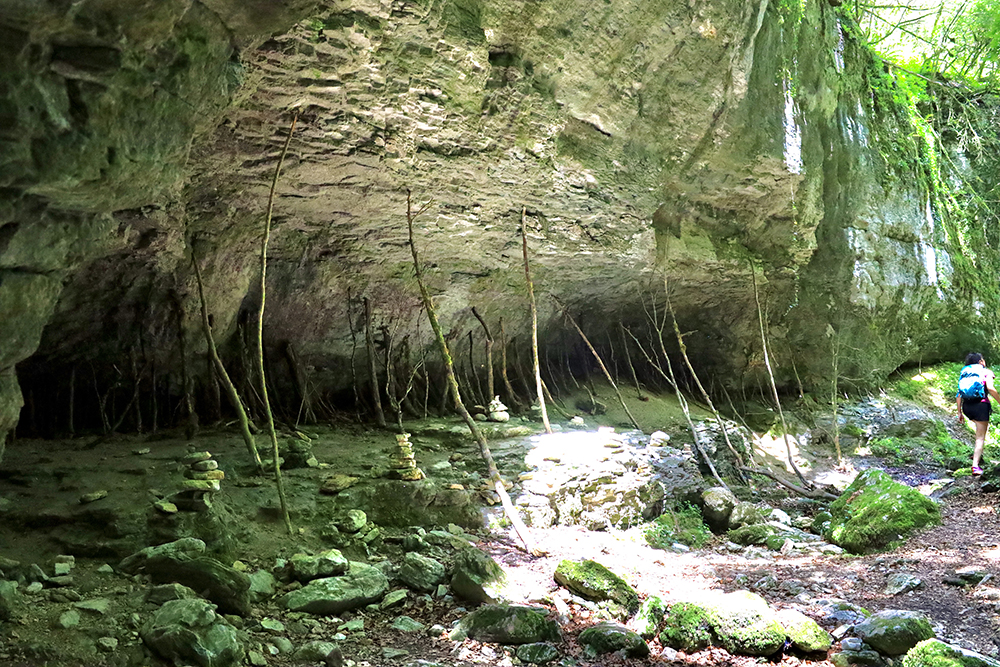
xmin=824 ymin=469 xmax=941 ymax=554
xmin=554 ymin=560 xmax=638 ymax=612
xmin=901 ymin=638 xmax=980 ymax=667
xmin=645 ymin=504 xmax=712 ymax=549
xmin=705 ymin=591 xmax=786 ymax=657
xmin=461 ymin=605 xmax=560 ymax=644
xmin=659 ymin=602 xmax=712 ymax=652
xmin=727 ymin=524 xmax=776 ymax=546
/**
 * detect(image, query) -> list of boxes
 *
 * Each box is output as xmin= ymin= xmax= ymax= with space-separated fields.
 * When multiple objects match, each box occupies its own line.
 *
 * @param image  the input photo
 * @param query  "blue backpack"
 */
xmin=958 ymin=365 xmax=987 ymax=400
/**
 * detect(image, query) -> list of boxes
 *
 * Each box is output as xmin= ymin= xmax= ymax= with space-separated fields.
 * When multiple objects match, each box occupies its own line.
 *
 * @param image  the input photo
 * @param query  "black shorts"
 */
xmin=963 ymin=400 xmax=992 ymax=423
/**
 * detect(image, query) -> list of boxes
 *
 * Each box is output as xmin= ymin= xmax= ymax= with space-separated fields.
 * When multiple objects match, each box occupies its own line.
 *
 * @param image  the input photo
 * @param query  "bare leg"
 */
xmin=973 ymin=420 xmax=988 ymax=470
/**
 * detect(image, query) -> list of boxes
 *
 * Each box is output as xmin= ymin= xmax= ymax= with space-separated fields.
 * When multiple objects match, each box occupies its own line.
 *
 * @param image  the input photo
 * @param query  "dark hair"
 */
xmin=966 ymin=352 xmax=984 ymax=365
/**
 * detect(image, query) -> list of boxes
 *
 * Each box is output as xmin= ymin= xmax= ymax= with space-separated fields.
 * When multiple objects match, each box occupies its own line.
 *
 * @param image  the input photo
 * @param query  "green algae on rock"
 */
xmin=824 ymin=469 xmax=940 ymax=554
xmin=553 ymin=559 xmax=639 ymax=612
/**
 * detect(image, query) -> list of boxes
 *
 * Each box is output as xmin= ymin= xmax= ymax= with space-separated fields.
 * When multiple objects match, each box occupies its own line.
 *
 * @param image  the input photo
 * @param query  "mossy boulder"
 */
xmin=516 ymin=642 xmax=560 ymax=664
xmin=728 ymin=502 xmax=768 ymax=530
xmin=824 ymin=470 xmax=940 ymax=554
xmin=728 ymin=524 xmax=776 ymax=546
xmin=553 ymin=559 xmax=639 ymax=612
xmin=659 ymin=601 xmax=713 ymax=652
xmin=775 ymin=609 xmax=831 ymax=653
xmin=630 ymin=595 xmax=666 ymax=639
xmin=855 ymin=610 xmax=934 ymax=655
xmin=451 ymin=604 xmax=560 ymax=645
xmin=704 ymin=591 xmax=786 ymax=657
xmin=450 ymin=547 xmax=507 ymax=604
xmin=578 ymin=622 xmax=650 ymax=658
xmin=902 ymin=638 xmax=1000 ymax=667
xmin=701 ymin=487 xmax=738 ymax=531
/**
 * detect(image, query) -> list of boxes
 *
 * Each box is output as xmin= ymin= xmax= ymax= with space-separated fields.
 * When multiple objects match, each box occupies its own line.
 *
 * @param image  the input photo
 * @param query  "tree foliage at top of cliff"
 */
xmin=848 ymin=0 xmax=1000 ymax=89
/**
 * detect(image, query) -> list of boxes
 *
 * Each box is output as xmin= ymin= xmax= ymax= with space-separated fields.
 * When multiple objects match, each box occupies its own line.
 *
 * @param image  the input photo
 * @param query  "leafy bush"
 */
xmin=645 ymin=504 xmax=712 ymax=550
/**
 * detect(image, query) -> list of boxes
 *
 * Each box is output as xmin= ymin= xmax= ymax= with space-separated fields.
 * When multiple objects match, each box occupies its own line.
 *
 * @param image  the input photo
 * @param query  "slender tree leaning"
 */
xmin=498 ymin=318 xmax=521 ymax=409
xmin=364 ymin=297 xmax=387 ymax=428
xmin=750 ymin=262 xmax=810 ymax=488
xmin=521 ymin=209 xmax=552 ymax=434
xmin=552 ymin=297 xmax=641 ymax=431
xmin=191 ymin=247 xmax=263 ymax=470
xmin=407 ymin=191 xmax=540 ymax=555
xmin=255 ymin=111 xmax=299 ymax=534
xmin=663 ymin=278 xmax=748 ymax=478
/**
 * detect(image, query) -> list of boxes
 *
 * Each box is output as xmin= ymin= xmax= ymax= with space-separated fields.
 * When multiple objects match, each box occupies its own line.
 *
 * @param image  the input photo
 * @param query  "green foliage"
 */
xmin=644 ymin=504 xmax=712 ymax=550
xmin=659 ymin=602 xmax=712 ymax=652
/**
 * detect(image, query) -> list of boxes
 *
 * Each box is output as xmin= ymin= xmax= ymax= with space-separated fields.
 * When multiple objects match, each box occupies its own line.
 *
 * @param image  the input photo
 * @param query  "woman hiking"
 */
xmin=956 ymin=352 xmax=1000 ymax=476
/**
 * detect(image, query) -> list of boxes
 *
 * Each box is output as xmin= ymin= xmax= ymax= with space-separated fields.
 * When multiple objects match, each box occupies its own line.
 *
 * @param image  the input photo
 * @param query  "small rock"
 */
xmin=96 ymin=637 xmax=118 ymax=652
xmin=57 ymin=610 xmax=80 ymax=628
xmin=79 ymin=490 xmax=108 ymax=504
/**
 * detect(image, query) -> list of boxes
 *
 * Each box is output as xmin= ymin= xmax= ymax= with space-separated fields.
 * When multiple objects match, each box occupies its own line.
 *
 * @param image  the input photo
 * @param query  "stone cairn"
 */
xmin=174 ymin=451 xmax=224 ymax=511
xmin=487 ymin=396 xmax=510 ymax=422
xmin=387 ymin=433 xmax=425 ymax=481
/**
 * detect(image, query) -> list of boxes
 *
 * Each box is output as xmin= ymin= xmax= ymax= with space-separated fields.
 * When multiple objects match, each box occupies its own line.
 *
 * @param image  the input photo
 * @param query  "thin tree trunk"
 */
xmin=521 ymin=209 xmax=551 ymax=434
xmin=750 ymin=264 xmax=810 ymax=488
xmin=472 ymin=307 xmax=495 ymax=402
xmin=553 ymin=297 xmax=641 ymax=431
xmin=68 ymin=365 xmax=76 ymax=438
xmin=191 ymin=248 xmax=263 ymax=470
xmin=663 ymin=279 xmax=747 ymax=477
xmin=364 ymin=296 xmax=387 ymax=428
xmin=498 ymin=318 xmax=520 ymax=409
xmin=256 ymin=112 xmax=298 ymax=534
xmin=409 ymin=191 xmax=540 ymax=555
xmin=620 ymin=323 xmax=645 ymax=400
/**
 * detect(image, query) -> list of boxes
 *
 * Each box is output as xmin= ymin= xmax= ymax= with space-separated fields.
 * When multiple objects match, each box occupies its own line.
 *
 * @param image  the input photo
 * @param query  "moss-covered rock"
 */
xmin=704 ymin=591 xmax=786 ymax=657
xmin=578 ymin=622 xmax=650 ymax=658
xmin=855 ymin=610 xmax=934 ymax=656
xmin=553 ymin=559 xmax=639 ymax=612
xmin=515 ymin=642 xmax=560 ymax=664
xmin=702 ymin=487 xmax=738 ymax=531
xmin=451 ymin=604 xmax=560 ymax=645
xmin=728 ymin=502 xmax=768 ymax=530
xmin=631 ymin=595 xmax=666 ymax=639
xmin=824 ymin=470 xmax=940 ymax=554
xmin=450 ymin=547 xmax=507 ymax=604
xmin=902 ymin=638 xmax=1000 ymax=667
xmin=659 ymin=601 xmax=713 ymax=652
xmin=776 ymin=609 xmax=831 ymax=653
xmin=728 ymin=524 xmax=776 ymax=546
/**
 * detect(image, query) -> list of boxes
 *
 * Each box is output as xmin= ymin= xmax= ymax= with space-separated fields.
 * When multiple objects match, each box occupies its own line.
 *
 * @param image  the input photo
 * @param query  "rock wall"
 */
xmin=0 ymin=0 xmax=986 ymax=448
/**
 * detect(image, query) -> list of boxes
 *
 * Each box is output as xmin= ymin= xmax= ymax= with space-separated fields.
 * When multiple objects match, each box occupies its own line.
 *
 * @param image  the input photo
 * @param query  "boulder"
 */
xmin=705 ymin=591 xmax=786 ymax=656
xmin=701 ymin=487 xmax=738 ymax=531
xmin=578 ymin=622 xmax=650 ymax=658
xmin=292 ymin=641 xmax=343 ymax=666
xmin=629 ymin=595 xmax=666 ymax=639
xmin=450 ymin=547 xmax=507 ymax=604
xmin=775 ymin=608 xmax=831 ymax=653
xmin=0 ymin=580 xmax=19 ymax=620
xmin=855 ymin=610 xmax=934 ymax=656
xmin=119 ymin=539 xmax=251 ymax=616
xmin=140 ymin=599 xmax=244 ymax=667
xmin=283 ymin=562 xmax=389 ymax=615
xmin=288 ymin=550 xmax=349 ymax=582
xmin=397 ymin=552 xmax=445 ymax=593
xmin=659 ymin=601 xmax=713 ymax=652
xmin=451 ymin=604 xmax=560 ymax=645
xmin=728 ymin=502 xmax=767 ymax=530
xmin=515 ymin=643 xmax=560 ymax=664
xmin=902 ymin=638 xmax=1000 ymax=667
xmin=824 ymin=470 xmax=940 ymax=554
xmin=553 ymin=559 xmax=638 ymax=612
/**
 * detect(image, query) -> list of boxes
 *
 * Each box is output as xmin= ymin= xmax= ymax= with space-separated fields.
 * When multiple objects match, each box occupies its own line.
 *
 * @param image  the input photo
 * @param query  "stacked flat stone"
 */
xmin=388 ymin=433 xmax=424 ymax=481
xmin=174 ymin=451 xmax=224 ymax=511
xmin=487 ymin=396 xmax=509 ymax=422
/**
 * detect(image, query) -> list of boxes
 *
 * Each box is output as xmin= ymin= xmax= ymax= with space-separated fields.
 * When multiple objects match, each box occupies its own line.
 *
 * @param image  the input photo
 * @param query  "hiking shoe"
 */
xmin=973 ymin=466 xmax=984 ymax=476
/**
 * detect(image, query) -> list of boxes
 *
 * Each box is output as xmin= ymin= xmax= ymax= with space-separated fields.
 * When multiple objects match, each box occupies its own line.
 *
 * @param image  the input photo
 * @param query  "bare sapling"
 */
xmin=624 ymin=322 xmax=728 ymax=490
xmin=828 ymin=325 xmax=844 ymax=467
xmin=408 ymin=191 xmax=541 ymax=555
xmin=750 ymin=263 xmax=810 ymax=488
xmin=620 ymin=322 xmax=646 ymax=400
xmin=347 ymin=288 xmax=362 ymax=421
xmin=498 ymin=318 xmax=521 ymax=409
xmin=521 ymin=208 xmax=552 ymax=434
xmin=472 ymin=307 xmax=496 ymax=401
xmin=190 ymin=246 xmax=263 ymax=470
xmin=662 ymin=279 xmax=747 ymax=477
xmin=364 ymin=296 xmax=387 ymax=428
xmin=255 ymin=111 xmax=299 ymax=534
xmin=552 ymin=298 xmax=640 ymax=430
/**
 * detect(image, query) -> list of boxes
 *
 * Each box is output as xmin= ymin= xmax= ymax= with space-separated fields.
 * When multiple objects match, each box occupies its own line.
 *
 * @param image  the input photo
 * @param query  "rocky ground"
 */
xmin=0 ymin=384 xmax=997 ymax=667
